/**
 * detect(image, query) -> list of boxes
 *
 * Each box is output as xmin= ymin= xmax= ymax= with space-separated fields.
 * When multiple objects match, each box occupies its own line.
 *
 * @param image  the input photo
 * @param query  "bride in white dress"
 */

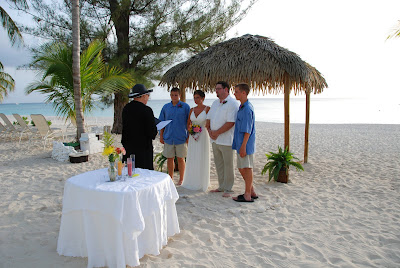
xmin=181 ymin=90 xmax=210 ymax=191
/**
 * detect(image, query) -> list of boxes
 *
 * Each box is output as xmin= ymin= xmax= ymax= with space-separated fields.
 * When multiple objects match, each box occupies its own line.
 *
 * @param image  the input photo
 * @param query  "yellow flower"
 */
xmin=103 ymin=146 xmax=115 ymax=156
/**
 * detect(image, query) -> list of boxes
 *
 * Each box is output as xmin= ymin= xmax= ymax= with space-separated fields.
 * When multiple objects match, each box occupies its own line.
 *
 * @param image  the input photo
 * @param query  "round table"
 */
xmin=57 ymin=168 xmax=180 ymax=268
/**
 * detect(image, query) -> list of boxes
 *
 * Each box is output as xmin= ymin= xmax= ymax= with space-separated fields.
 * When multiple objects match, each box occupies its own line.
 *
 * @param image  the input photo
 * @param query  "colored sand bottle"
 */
xmin=130 ymin=154 xmax=135 ymax=175
xmin=127 ymin=158 xmax=132 ymax=177
xmin=117 ymin=161 xmax=123 ymax=176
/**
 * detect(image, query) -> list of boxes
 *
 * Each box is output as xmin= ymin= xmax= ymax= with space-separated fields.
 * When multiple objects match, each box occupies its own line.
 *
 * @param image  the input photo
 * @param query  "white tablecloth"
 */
xmin=57 ymin=168 xmax=180 ymax=268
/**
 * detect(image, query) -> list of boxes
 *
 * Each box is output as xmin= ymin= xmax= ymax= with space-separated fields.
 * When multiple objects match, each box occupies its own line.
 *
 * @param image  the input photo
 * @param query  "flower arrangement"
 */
xmin=102 ymin=132 xmax=126 ymax=162
xmin=177 ymin=103 xmax=183 ymax=108
xmin=222 ymin=100 xmax=227 ymax=104
xmin=188 ymin=124 xmax=202 ymax=141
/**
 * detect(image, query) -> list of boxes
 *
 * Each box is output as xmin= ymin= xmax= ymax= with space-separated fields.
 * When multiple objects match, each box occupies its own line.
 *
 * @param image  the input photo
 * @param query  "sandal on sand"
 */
xmin=238 ymin=193 xmax=259 ymax=199
xmin=233 ymin=194 xmax=254 ymax=202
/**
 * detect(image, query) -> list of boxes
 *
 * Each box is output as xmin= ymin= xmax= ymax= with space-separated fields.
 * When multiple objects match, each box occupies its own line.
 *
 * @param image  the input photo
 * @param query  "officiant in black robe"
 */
xmin=121 ymin=84 xmax=158 ymax=170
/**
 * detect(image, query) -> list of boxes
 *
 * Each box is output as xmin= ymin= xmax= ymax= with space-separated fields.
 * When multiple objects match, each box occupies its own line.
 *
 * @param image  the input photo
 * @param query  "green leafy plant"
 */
xmin=154 ymin=152 xmax=167 ymax=172
xmin=261 ymin=146 xmax=304 ymax=182
xmin=13 ymin=116 xmax=29 ymax=125
xmin=153 ymin=153 xmax=182 ymax=172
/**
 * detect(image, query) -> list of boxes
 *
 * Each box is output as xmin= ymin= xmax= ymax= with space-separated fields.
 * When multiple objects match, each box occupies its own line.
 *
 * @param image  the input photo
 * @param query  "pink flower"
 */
xmin=115 ymin=147 xmax=126 ymax=155
xmin=193 ymin=127 xmax=200 ymax=133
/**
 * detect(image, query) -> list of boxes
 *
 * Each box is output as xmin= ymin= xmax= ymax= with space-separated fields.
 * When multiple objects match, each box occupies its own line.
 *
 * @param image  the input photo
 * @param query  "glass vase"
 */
xmin=108 ymin=161 xmax=117 ymax=181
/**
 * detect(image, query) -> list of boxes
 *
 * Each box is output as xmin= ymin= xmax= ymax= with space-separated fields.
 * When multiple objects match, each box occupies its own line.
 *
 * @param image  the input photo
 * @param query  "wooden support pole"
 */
xmin=180 ymin=88 xmax=186 ymax=102
xmin=304 ymin=91 xmax=310 ymax=163
xmin=284 ymin=78 xmax=290 ymax=151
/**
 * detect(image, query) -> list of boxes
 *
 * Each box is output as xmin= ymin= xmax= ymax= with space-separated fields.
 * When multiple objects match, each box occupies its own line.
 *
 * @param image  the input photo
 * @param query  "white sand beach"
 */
xmin=0 ymin=119 xmax=399 ymax=268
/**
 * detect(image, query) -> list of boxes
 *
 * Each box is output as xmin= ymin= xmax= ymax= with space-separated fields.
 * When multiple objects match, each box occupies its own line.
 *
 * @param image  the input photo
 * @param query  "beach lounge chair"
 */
xmin=0 ymin=113 xmax=26 ymax=140
xmin=30 ymin=114 xmax=64 ymax=148
xmin=12 ymin=114 xmax=39 ymax=143
xmin=0 ymin=122 xmax=13 ymax=140
xmin=69 ymin=118 xmax=100 ymax=134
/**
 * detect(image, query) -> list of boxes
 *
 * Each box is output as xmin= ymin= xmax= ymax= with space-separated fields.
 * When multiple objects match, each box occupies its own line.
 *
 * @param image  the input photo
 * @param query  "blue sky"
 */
xmin=1 ymin=0 xmax=400 ymax=103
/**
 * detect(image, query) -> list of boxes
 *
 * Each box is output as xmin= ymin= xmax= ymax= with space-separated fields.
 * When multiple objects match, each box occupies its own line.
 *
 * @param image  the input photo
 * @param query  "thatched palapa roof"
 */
xmin=160 ymin=34 xmax=327 ymax=95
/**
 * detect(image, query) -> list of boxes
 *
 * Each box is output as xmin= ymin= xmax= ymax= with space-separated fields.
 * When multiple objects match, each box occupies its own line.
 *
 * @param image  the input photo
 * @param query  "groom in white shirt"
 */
xmin=206 ymin=81 xmax=240 ymax=197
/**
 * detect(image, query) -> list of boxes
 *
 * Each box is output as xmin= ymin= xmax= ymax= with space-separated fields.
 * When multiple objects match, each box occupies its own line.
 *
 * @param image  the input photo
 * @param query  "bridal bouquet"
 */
xmin=189 ymin=124 xmax=202 ymax=141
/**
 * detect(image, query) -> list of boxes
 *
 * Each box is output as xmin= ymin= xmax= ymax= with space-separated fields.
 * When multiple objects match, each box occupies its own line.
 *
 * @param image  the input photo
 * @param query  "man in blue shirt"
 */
xmin=159 ymin=87 xmax=190 ymax=184
xmin=232 ymin=83 xmax=257 ymax=202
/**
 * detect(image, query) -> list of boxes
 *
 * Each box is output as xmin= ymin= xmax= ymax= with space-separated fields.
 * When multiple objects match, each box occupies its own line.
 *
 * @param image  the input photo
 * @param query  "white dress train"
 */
xmin=181 ymin=109 xmax=210 ymax=191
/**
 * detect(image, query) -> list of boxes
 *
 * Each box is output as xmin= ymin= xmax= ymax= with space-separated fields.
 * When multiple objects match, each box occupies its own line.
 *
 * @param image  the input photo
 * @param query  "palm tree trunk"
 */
xmin=72 ymin=0 xmax=85 ymax=138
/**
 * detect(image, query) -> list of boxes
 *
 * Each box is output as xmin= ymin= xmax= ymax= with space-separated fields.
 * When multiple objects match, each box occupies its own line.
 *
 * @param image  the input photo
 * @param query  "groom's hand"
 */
xmin=210 ymin=130 xmax=219 ymax=140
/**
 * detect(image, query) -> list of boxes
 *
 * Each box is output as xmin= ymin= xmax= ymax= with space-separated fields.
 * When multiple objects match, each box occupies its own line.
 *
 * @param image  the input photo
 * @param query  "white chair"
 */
xmin=0 ymin=113 xmax=25 ymax=140
xmin=69 ymin=118 xmax=99 ymax=134
xmin=0 ymin=122 xmax=13 ymax=140
xmin=12 ymin=114 xmax=39 ymax=143
xmin=30 ymin=114 xmax=64 ymax=148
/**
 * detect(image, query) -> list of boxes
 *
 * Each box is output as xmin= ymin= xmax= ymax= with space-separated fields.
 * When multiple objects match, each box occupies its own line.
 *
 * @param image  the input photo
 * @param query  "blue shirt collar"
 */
xmin=171 ymin=100 xmax=182 ymax=107
xmin=239 ymin=100 xmax=248 ymax=109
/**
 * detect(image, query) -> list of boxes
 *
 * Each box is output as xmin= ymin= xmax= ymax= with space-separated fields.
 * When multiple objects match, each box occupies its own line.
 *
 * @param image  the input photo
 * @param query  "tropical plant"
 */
xmin=0 ymin=0 xmax=26 ymax=102
xmin=154 ymin=153 xmax=181 ymax=172
xmin=30 ymin=119 xmax=51 ymax=126
xmin=154 ymin=152 xmax=167 ymax=172
xmin=26 ymin=40 xmax=134 ymax=122
xmin=13 ymin=116 xmax=29 ymax=125
xmin=0 ymin=0 xmax=27 ymax=46
xmin=0 ymin=62 xmax=15 ymax=103
xmin=261 ymin=146 xmax=304 ymax=182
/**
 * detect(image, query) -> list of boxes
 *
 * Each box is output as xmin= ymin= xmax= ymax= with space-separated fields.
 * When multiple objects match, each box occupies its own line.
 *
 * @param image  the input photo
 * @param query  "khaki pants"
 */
xmin=211 ymin=142 xmax=235 ymax=192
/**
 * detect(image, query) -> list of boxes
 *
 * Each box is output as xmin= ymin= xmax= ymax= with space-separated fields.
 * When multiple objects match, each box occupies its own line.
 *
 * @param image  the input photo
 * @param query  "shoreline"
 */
xmin=2 ymin=97 xmax=400 ymax=125
xmin=0 ymin=122 xmax=399 ymax=267
xmin=4 ymin=114 xmax=400 ymax=128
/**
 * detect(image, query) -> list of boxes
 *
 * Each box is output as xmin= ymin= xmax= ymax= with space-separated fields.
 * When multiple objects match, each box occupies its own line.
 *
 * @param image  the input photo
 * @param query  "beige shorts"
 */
xmin=236 ymin=154 xmax=254 ymax=169
xmin=163 ymin=143 xmax=188 ymax=158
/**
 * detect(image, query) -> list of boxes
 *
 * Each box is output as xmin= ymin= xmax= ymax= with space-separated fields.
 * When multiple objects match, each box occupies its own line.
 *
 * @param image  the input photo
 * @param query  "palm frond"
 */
xmin=0 ymin=6 xmax=23 ymax=46
xmin=0 ymin=62 xmax=15 ymax=102
xmin=25 ymin=40 xmax=133 ymax=120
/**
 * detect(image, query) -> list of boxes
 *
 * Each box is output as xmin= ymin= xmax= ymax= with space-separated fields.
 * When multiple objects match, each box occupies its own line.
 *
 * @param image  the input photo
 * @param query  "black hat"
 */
xmin=128 ymin=84 xmax=153 ymax=98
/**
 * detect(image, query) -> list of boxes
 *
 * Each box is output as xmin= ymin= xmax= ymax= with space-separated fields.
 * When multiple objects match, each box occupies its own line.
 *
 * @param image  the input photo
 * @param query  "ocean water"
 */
xmin=1 ymin=98 xmax=399 ymax=124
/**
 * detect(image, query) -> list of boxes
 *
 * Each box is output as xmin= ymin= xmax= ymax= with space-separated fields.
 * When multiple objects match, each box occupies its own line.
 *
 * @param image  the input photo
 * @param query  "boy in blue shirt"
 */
xmin=159 ymin=87 xmax=190 ymax=184
xmin=232 ymin=83 xmax=257 ymax=202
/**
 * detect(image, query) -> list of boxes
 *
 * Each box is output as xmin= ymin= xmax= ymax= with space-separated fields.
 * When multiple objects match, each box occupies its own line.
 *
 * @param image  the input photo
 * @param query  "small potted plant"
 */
xmin=154 ymin=152 xmax=167 ymax=172
xmin=153 ymin=153 xmax=180 ymax=172
xmin=261 ymin=146 xmax=304 ymax=183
